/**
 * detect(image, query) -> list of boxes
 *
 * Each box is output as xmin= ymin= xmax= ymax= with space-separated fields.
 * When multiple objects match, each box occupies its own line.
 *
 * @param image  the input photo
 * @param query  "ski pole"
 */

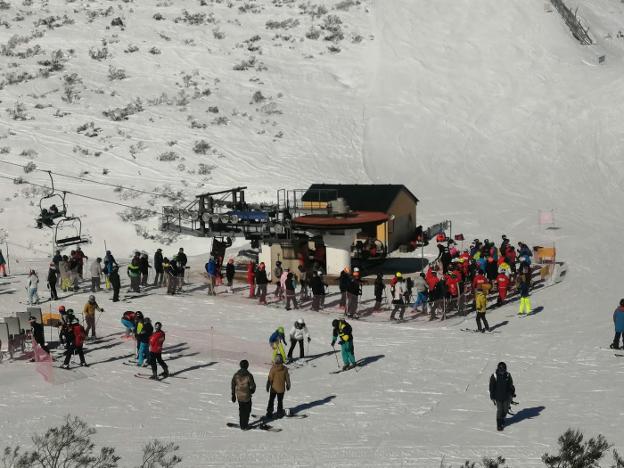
xmin=331 ymin=344 xmax=340 ymax=369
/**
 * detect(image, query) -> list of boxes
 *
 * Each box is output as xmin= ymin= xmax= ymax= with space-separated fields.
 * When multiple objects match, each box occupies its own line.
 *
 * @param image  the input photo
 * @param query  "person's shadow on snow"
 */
xmin=507 ymin=405 xmax=545 ymax=426
xmin=289 ymin=395 xmax=336 ymax=415
xmin=356 ymin=354 xmax=385 ymax=368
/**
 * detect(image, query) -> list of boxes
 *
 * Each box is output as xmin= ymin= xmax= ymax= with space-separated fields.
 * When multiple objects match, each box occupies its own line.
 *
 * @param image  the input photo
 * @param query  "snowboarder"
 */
xmin=265 ymin=354 xmax=291 ymax=419
xmin=255 ymin=262 xmax=269 ymax=304
xmin=610 ymin=299 xmax=624 ymax=349
xmin=489 ymin=361 xmax=516 ymax=431
xmin=287 ymin=319 xmax=311 ymax=360
xmin=390 ymin=275 xmax=407 ymax=321
xmin=89 ymin=257 xmax=103 ymax=292
xmin=26 ymin=270 xmax=39 ymax=305
xmin=47 ymin=262 xmax=58 ymax=301
xmin=61 ymin=317 xmax=87 ymax=369
xmin=231 ymin=359 xmax=256 ymax=430
xmin=109 ymin=264 xmax=121 ymax=302
xmin=82 ymin=295 xmax=103 ymax=339
xmin=331 ymin=319 xmax=356 ymax=370
xmin=373 ymin=273 xmax=385 ymax=311
xmin=269 ymin=327 xmax=287 ymax=363
xmin=225 ymin=258 xmax=235 ymax=293
xmin=205 ymin=256 xmax=217 ymax=296
xmin=148 ymin=321 xmax=168 ymax=379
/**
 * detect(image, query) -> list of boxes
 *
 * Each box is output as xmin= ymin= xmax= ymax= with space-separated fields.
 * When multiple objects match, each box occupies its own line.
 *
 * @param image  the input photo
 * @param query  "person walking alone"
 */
xmin=489 ymin=362 xmax=515 ymax=431
xmin=610 ymin=299 xmax=624 ymax=349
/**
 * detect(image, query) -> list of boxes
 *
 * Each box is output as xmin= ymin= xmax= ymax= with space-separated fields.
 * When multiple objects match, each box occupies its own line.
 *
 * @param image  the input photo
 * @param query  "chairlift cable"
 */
xmin=0 ymin=159 xmax=170 ymax=198
xmin=0 ymin=173 xmax=162 ymax=216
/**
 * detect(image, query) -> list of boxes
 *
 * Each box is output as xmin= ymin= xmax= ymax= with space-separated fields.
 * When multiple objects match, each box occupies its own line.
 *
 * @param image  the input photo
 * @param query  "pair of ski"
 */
xmin=226 ymin=412 xmax=308 ymax=432
xmin=330 ymin=364 xmax=358 ymax=374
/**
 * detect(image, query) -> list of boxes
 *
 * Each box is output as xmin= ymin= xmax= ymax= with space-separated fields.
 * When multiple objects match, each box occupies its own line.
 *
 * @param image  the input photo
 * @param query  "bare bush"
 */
xmin=153 ymin=12 xmax=164 ymax=20
xmin=6 ymin=100 xmax=30 ymax=120
xmin=124 ymin=44 xmax=139 ymax=53
xmin=89 ymin=46 xmax=109 ymax=61
xmin=62 ymin=73 xmax=83 ymax=103
xmin=192 ymin=140 xmax=211 ymax=154
xmin=266 ymin=18 xmax=299 ymax=30
xmin=103 ymin=99 xmax=143 ymax=121
xmin=322 ymin=14 xmax=344 ymax=42
xmin=148 ymin=46 xmax=161 ymax=55
xmin=137 ymin=440 xmax=182 ymax=468
xmin=37 ymin=49 xmax=66 ymax=73
xmin=197 ymin=163 xmax=216 ymax=175
xmin=157 ymin=151 xmax=179 ymax=162
xmin=23 ymin=161 xmax=36 ymax=173
xmin=251 ymin=90 xmax=266 ymax=104
xmin=107 ymin=65 xmax=127 ymax=80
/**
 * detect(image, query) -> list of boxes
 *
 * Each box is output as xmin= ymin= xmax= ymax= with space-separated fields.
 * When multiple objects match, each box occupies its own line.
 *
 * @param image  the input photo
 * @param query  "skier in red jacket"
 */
xmin=61 ymin=318 xmax=87 ymax=369
xmin=495 ymin=272 xmax=511 ymax=306
xmin=149 ymin=321 xmax=169 ymax=379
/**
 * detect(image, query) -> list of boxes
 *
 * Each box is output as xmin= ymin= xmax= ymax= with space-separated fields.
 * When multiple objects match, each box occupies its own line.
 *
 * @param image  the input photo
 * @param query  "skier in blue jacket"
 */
xmin=205 ymin=257 xmax=217 ymax=296
xmin=610 ymin=299 xmax=624 ymax=349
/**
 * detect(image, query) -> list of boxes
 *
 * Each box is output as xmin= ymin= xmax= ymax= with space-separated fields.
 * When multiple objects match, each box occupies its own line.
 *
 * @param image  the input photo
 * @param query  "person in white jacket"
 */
xmin=26 ymin=270 xmax=39 ymax=305
xmin=287 ymin=318 xmax=311 ymax=361
xmin=90 ymin=257 xmax=103 ymax=292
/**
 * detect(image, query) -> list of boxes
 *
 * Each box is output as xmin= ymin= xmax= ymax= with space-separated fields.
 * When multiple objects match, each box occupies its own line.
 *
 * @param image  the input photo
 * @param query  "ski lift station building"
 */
xmin=301 ymin=184 xmax=419 ymax=252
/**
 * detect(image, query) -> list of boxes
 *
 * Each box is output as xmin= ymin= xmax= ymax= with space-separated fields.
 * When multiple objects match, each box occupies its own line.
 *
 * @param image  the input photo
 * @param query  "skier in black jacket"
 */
xmin=109 ymin=265 xmax=121 ymax=302
xmin=47 ymin=263 xmax=58 ymax=301
xmin=310 ymin=271 xmax=325 ymax=311
xmin=489 ymin=361 xmax=516 ymax=431
xmin=29 ymin=316 xmax=50 ymax=356
xmin=153 ymin=248 xmax=164 ymax=287
xmin=338 ymin=269 xmax=350 ymax=309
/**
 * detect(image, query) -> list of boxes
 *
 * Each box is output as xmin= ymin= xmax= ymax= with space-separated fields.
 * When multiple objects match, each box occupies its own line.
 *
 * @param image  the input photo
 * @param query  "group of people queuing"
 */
xmin=371 ymin=235 xmax=537 ymax=331
xmin=120 ymin=310 xmax=169 ymax=379
xmin=26 ymin=247 xmax=190 ymax=306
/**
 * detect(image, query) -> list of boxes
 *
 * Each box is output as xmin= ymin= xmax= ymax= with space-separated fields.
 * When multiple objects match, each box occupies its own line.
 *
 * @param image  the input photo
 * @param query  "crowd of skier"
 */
xmin=6 ymin=233 xmax=567 ymax=432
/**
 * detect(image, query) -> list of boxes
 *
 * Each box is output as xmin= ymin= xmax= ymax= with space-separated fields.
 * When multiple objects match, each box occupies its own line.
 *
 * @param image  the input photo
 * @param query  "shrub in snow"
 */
xmin=89 ymin=46 xmax=109 ymax=61
xmin=158 ymin=151 xmax=179 ymax=162
xmin=321 ymin=14 xmax=344 ymax=42
xmin=62 ymin=73 xmax=83 ymax=103
xmin=103 ymin=99 xmax=143 ymax=121
xmin=6 ymin=100 xmax=29 ymax=120
xmin=107 ymin=65 xmax=127 ymax=80
xmin=124 ymin=44 xmax=139 ymax=53
xmin=149 ymin=46 xmax=161 ymax=55
xmin=193 ymin=140 xmax=211 ymax=154
xmin=265 ymin=18 xmax=300 ymax=30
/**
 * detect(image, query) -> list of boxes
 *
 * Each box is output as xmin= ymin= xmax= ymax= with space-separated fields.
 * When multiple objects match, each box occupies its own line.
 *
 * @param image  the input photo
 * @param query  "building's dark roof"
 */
xmin=301 ymin=184 xmax=418 ymax=212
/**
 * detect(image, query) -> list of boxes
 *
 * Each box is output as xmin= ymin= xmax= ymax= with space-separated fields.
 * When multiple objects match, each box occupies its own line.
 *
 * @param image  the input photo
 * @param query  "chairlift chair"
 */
xmin=54 ymin=216 xmax=90 ymax=248
xmin=36 ymin=172 xmax=67 ymax=228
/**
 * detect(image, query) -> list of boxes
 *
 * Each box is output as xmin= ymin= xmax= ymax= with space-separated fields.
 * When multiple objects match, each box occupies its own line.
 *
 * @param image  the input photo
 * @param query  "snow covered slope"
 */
xmin=1 ymin=0 xmax=624 ymax=466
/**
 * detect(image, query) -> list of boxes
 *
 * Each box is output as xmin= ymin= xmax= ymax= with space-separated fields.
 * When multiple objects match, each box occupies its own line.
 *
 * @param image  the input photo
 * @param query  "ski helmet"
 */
xmin=497 ymin=362 xmax=507 ymax=371
xmin=396 ymin=272 xmax=402 ymax=278
xmin=277 ymin=326 xmax=284 ymax=334
xmin=154 ymin=322 xmax=162 ymax=330
xmin=88 ymin=295 xmax=95 ymax=302
xmin=58 ymin=305 xmax=66 ymax=313
xmin=297 ymin=318 xmax=305 ymax=326
xmin=620 ymin=299 xmax=624 ymax=307
xmin=135 ymin=311 xmax=143 ymax=318
xmin=240 ymin=359 xmax=249 ymax=369
xmin=274 ymin=355 xmax=283 ymax=364
xmin=332 ymin=319 xmax=339 ymax=328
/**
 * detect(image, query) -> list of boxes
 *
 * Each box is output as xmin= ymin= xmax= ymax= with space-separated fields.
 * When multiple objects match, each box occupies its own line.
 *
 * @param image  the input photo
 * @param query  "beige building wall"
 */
xmin=386 ymin=191 xmax=417 ymax=251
